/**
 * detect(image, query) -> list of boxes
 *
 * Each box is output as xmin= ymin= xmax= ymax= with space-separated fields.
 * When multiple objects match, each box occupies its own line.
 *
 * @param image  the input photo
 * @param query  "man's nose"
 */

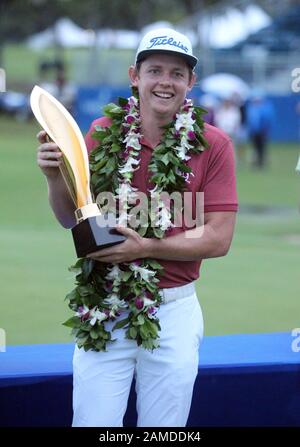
xmin=158 ymin=72 xmax=172 ymax=85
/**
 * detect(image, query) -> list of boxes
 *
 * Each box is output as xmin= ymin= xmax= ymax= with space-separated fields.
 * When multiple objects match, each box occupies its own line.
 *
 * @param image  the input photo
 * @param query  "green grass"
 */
xmin=0 ymin=115 xmax=299 ymax=345
xmin=3 ymin=44 xmax=134 ymax=88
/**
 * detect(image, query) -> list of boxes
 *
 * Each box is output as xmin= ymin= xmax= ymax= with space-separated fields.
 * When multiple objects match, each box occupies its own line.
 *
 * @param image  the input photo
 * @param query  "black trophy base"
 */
xmin=71 ymin=213 xmax=126 ymax=258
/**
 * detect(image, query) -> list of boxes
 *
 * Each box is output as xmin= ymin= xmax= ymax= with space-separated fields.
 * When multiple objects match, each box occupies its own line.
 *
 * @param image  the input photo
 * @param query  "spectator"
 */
xmin=214 ymin=96 xmax=241 ymax=161
xmin=246 ymin=91 xmax=274 ymax=169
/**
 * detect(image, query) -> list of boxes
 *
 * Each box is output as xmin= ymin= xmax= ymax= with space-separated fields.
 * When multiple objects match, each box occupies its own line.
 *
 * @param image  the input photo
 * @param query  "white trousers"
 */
xmin=72 ymin=282 xmax=204 ymax=427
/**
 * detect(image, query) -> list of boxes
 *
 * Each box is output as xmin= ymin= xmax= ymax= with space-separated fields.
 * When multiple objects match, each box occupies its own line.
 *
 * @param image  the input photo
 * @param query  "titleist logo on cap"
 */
xmin=147 ymin=35 xmax=189 ymax=54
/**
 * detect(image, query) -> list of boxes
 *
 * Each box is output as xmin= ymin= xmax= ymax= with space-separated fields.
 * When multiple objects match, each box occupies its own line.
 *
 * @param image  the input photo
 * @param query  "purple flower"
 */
xmin=121 ymin=149 xmax=129 ymax=159
xmin=187 ymin=130 xmax=196 ymax=141
xmin=78 ymin=306 xmax=90 ymax=321
xmin=147 ymin=306 xmax=156 ymax=315
xmin=126 ymin=292 xmax=135 ymax=302
xmin=126 ymin=115 xmax=135 ymax=124
xmin=145 ymin=290 xmax=153 ymax=300
xmin=135 ymin=297 xmax=144 ymax=310
xmin=104 ymin=280 xmax=113 ymax=292
xmin=174 ymin=130 xmax=180 ymax=138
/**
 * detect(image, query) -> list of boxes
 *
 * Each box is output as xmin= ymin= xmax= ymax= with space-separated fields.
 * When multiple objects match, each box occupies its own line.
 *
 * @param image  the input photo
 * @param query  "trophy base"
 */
xmin=71 ymin=213 xmax=126 ymax=258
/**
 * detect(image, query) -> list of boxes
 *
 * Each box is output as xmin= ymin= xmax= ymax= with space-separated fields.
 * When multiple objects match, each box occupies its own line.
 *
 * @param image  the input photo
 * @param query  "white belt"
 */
xmin=159 ymin=281 xmax=196 ymax=304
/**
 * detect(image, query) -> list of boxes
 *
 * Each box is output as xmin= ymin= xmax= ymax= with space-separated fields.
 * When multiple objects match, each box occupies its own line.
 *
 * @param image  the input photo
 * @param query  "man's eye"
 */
xmin=175 ymin=72 xmax=184 ymax=77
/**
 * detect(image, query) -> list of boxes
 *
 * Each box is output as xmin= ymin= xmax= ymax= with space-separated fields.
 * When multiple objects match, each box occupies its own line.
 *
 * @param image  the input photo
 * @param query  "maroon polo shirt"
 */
xmin=85 ymin=117 xmax=238 ymax=288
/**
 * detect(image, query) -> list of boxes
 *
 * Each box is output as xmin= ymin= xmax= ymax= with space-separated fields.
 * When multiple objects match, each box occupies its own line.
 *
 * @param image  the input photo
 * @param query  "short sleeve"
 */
xmin=84 ymin=116 xmax=112 ymax=155
xmin=203 ymin=139 xmax=238 ymax=212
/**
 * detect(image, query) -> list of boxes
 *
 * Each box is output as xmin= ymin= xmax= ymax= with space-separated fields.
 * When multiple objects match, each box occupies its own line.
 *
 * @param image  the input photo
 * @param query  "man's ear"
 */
xmin=128 ymin=65 xmax=139 ymax=87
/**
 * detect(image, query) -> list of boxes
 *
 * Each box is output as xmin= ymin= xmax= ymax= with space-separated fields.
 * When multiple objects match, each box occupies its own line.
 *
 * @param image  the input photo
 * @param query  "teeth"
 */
xmin=154 ymin=92 xmax=173 ymax=99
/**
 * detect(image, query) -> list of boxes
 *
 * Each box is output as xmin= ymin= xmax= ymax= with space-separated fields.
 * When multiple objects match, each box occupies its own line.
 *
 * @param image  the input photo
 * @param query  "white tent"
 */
xmin=201 ymin=73 xmax=250 ymax=99
xmin=96 ymin=29 xmax=139 ymax=49
xmin=27 ymin=17 xmax=94 ymax=49
xmin=181 ymin=4 xmax=271 ymax=49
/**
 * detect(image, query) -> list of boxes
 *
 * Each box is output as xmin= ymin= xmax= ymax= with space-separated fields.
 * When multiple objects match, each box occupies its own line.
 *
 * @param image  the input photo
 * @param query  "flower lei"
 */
xmin=63 ymin=94 xmax=208 ymax=352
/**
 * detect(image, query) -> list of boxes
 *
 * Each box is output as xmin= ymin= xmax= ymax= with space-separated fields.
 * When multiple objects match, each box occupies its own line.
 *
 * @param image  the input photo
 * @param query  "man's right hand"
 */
xmin=36 ymin=130 xmax=76 ymax=228
xmin=37 ymin=130 xmax=63 ymax=178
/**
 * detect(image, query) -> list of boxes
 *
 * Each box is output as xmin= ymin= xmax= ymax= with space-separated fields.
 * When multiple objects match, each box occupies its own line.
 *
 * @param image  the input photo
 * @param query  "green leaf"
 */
xmin=147 ymin=259 xmax=163 ymax=270
xmin=167 ymin=169 xmax=176 ymax=183
xmin=165 ymin=138 xmax=176 ymax=148
xmin=112 ymin=317 xmax=130 ymax=331
xmin=94 ymin=158 xmax=107 ymax=170
xmin=121 ymin=271 xmax=133 ymax=281
xmin=63 ymin=316 xmax=81 ymax=328
xmin=137 ymin=226 xmax=148 ymax=237
xmin=111 ymin=143 xmax=121 ymax=153
xmin=153 ymin=227 xmax=164 ymax=238
xmin=137 ymin=314 xmax=145 ymax=325
xmin=139 ymin=324 xmax=149 ymax=340
xmin=64 ymin=288 xmax=78 ymax=302
xmin=118 ymin=97 xmax=128 ymax=107
xmin=160 ymin=153 xmax=170 ymax=165
xmin=81 ymin=258 xmax=95 ymax=280
xmin=129 ymin=327 xmax=137 ymax=339
xmin=78 ymin=285 xmax=93 ymax=296
xmin=90 ymin=328 xmax=99 ymax=340
xmin=103 ymin=103 xmax=122 ymax=116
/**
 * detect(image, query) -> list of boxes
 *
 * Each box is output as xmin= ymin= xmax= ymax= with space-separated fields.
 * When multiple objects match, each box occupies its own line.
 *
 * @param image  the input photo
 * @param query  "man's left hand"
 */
xmin=86 ymin=225 xmax=149 ymax=263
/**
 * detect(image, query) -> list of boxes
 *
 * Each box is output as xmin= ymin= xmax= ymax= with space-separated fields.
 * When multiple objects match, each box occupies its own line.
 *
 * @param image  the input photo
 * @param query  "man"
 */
xmin=246 ymin=91 xmax=274 ymax=169
xmin=37 ymin=28 xmax=238 ymax=427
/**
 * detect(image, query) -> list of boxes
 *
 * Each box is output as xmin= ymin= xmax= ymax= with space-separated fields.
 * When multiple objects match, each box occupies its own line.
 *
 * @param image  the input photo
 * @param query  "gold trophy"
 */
xmin=30 ymin=85 xmax=125 ymax=258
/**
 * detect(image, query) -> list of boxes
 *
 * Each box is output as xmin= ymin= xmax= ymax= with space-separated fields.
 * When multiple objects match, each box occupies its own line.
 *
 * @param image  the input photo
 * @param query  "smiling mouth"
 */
xmin=153 ymin=92 xmax=174 ymax=99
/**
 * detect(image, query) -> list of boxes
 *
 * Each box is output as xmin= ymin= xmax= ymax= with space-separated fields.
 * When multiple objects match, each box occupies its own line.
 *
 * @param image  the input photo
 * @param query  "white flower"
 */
xmin=123 ymin=132 xmax=141 ymax=150
xmin=130 ymin=264 xmax=156 ymax=281
xmin=103 ymin=293 xmax=127 ymax=308
xmin=174 ymin=134 xmax=193 ymax=161
xmin=148 ymin=184 xmax=159 ymax=195
xmin=116 ymin=182 xmax=138 ymax=199
xmin=106 ymin=264 xmax=122 ymax=282
xmin=143 ymin=297 xmax=155 ymax=307
xmin=175 ymin=111 xmax=195 ymax=132
xmin=119 ymin=156 xmax=140 ymax=175
xmin=90 ymin=308 xmax=107 ymax=326
xmin=180 ymin=134 xmax=193 ymax=150
xmin=109 ymin=304 xmax=120 ymax=318
xmin=174 ymin=144 xmax=187 ymax=160
xmin=158 ymin=206 xmax=173 ymax=231
xmin=128 ymin=96 xmax=138 ymax=108
xmin=75 ymin=305 xmax=90 ymax=318
xmin=117 ymin=183 xmax=139 ymax=207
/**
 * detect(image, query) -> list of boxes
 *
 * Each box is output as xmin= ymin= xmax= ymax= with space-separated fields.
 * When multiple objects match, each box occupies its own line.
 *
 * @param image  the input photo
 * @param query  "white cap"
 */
xmin=135 ymin=28 xmax=198 ymax=69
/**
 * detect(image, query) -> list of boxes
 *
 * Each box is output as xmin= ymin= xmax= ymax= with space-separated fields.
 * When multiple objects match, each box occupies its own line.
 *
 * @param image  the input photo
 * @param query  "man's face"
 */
xmin=129 ymin=53 xmax=195 ymax=120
